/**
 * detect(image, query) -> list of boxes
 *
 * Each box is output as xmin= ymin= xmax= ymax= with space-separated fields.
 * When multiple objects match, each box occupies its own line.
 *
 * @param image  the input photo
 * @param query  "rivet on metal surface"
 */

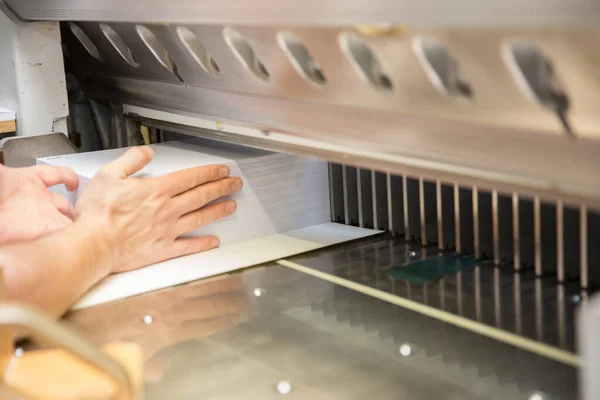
xmin=253 ymin=288 xmax=264 ymax=297
xmin=399 ymin=344 xmax=412 ymax=357
xmin=142 ymin=315 xmax=154 ymax=325
xmin=14 ymin=348 xmax=23 ymax=358
xmin=277 ymin=380 xmax=291 ymax=395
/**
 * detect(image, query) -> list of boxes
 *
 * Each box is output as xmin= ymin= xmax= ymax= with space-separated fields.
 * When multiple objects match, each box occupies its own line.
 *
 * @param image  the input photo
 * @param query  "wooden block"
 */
xmin=0 ymin=120 xmax=15 ymax=134
xmin=2 ymin=342 xmax=143 ymax=400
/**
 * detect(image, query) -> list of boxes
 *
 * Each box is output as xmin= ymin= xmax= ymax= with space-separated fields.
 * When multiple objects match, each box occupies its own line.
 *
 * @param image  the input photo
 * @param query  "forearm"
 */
xmin=0 ymin=219 xmax=112 ymax=318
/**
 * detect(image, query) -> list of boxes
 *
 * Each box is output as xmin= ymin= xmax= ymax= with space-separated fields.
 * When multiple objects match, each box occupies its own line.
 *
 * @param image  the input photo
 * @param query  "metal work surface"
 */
xmin=64 ymin=236 xmax=579 ymax=400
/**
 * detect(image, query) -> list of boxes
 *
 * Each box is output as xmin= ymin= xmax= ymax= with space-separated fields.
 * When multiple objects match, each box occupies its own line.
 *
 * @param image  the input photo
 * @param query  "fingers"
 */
xmin=50 ymin=192 xmax=75 ymax=219
xmin=168 ymin=235 xmax=221 ymax=259
xmin=100 ymin=146 xmax=155 ymax=179
xmin=28 ymin=165 xmax=79 ymax=191
xmin=156 ymin=164 xmax=231 ymax=196
xmin=175 ymin=200 xmax=237 ymax=236
xmin=171 ymin=177 xmax=242 ymax=216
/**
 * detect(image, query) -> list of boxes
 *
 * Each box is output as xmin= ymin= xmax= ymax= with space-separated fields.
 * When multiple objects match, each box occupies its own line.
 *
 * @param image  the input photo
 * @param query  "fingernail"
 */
xmin=231 ymin=179 xmax=243 ymax=192
xmin=226 ymin=201 xmax=237 ymax=214
xmin=211 ymin=238 xmax=220 ymax=248
xmin=220 ymin=166 xmax=230 ymax=178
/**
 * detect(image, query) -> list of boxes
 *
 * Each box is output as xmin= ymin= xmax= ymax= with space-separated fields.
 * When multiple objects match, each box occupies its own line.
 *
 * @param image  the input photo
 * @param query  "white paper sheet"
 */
xmin=38 ymin=141 xmax=380 ymax=309
xmin=75 ymin=223 xmax=379 ymax=309
xmin=39 ymin=140 xmax=332 ymax=246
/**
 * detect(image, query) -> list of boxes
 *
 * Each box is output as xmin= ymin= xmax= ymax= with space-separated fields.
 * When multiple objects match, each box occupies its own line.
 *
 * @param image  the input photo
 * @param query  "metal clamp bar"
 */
xmin=492 ymin=189 xmax=500 ymax=265
xmin=436 ymin=180 xmax=443 ymax=251
xmin=403 ymin=175 xmax=409 ymax=239
xmin=512 ymin=193 xmax=521 ymax=271
xmin=371 ymin=170 xmax=378 ymax=230
xmin=454 ymin=184 xmax=461 ymax=254
xmin=473 ymin=187 xmax=480 ymax=259
xmin=581 ymin=205 xmax=588 ymax=289
xmin=419 ymin=177 xmax=426 ymax=246
xmin=386 ymin=172 xmax=394 ymax=235
xmin=356 ymin=167 xmax=364 ymax=228
xmin=534 ymin=196 xmax=542 ymax=276
xmin=342 ymin=165 xmax=350 ymax=225
xmin=557 ymin=201 xmax=565 ymax=282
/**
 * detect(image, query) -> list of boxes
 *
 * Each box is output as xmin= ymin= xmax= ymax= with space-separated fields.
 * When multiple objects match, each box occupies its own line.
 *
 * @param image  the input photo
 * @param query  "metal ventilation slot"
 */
xmin=563 ymin=206 xmax=581 ymax=282
xmin=223 ymin=28 xmax=270 ymax=81
xmin=136 ymin=25 xmax=175 ymax=72
xmin=438 ymin=182 xmax=455 ymax=251
xmin=99 ymin=23 xmax=139 ymax=67
xmin=540 ymin=202 xmax=558 ymax=276
xmin=358 ymin=168 xmax=374 ymax=229
xmin=405 ymin=178 xmax=421 ymax=242
xmin=517 ymin=198 xmax=535 ymax=269
xmin=503 ymin=41 xmax=574 ymax=137
xmin=342 ymin=166 xmax=359 ymax=226
xmin=329 ymin=163 xmax=345 ymax=223
xmin=177 ymin=27 xmax=220 ymax=75
xmin=476 ymin=191 xmax=494 ymax=260
xmin=413 ymin=37 xmax=473 ymax=101
xmin=421 ymin=179 xmax=438 ymax=246
xmin=339 ymin=32 xmax=393 ymax=91
xmin=372 ymin=171 xmax=389 ymax=231
xmin=457 ymin=187 xmax=475 ymax=254
xmin=68 ymin=22 xmax=104 ymax=61
xmin=278 ymin=31 xmax=326 ymax=87
xmin=329 ymin=165 xmax=599 ymax=289
xmin=496 ymin=193 xmax=514 ymax=264
xmin=388 ymin=174 xmax=405 ymax=237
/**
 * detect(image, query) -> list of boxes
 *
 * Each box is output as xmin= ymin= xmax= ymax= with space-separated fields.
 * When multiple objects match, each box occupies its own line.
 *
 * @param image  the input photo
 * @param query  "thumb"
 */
xmin=101 ymin=146 xmax=155 ymax=178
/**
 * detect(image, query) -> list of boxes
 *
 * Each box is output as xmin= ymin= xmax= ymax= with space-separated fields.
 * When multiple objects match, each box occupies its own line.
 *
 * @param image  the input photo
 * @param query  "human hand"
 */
xmin=0 ymin=164 xmax=78 ymax=245
xmin=75 ymin=146 xmax=242 ymax=273
xmin=65 ymin=276 xmax=250 ymax=382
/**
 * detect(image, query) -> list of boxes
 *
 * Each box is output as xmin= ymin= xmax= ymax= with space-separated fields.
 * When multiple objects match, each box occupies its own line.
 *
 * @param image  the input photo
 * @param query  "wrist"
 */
xmin=70 ymin=216 xmax=115 ymax=278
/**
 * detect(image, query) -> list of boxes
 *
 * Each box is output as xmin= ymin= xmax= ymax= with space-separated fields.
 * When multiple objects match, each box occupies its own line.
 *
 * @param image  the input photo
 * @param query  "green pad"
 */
xmin=387 ymin=254 xmax=480 ymax=284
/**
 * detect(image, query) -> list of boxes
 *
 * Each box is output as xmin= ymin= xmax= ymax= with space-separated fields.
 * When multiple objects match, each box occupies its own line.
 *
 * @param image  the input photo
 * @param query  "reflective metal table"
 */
xmin=65 ymin=236 xmax=579 ymax=400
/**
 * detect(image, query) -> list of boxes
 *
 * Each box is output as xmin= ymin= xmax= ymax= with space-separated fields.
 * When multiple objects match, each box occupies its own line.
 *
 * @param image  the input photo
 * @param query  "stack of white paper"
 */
xmin=38 ymin=140 xmax=379 ymax=308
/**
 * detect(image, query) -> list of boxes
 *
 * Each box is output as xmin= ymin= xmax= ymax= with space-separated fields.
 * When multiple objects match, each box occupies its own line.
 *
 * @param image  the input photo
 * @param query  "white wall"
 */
xmin=0 ymin=11 xmax=68 ymax=136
